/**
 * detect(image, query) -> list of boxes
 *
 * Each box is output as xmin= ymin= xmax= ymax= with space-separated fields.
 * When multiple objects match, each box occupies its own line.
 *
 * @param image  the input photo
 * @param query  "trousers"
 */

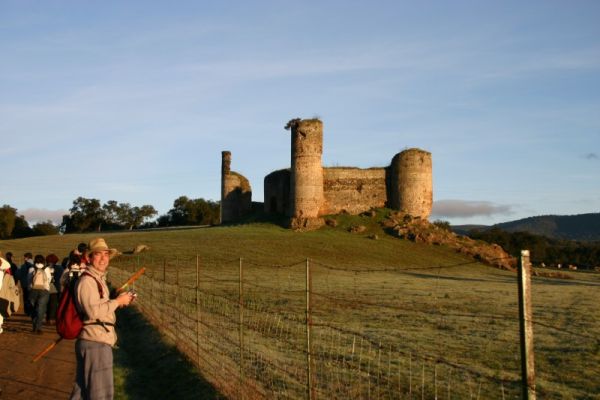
xmin=69 ymin=339 xmax=114 ymax=400
xmin=29 ymin=289 xmax=49 ymax=332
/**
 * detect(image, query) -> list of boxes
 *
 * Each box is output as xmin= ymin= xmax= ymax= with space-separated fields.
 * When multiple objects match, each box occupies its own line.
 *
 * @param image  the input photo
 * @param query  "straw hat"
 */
xmin=87 ymin=238 xmax=119 ymax=259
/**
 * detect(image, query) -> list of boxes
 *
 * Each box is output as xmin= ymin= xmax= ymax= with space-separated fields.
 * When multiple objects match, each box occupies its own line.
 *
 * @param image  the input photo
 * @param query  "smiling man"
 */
xmin=70 ymin=238 xmax=134 ymax=400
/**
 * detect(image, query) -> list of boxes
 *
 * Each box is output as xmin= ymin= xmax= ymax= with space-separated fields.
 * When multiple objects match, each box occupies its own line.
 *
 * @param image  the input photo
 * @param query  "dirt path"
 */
xmin=0 ymin=312 xmax=75 ymax=399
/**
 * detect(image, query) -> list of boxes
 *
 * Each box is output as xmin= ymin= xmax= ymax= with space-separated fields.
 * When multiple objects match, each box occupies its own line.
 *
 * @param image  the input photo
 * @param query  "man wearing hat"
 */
xmin=70 ymin=238 xmax=135 ymax=400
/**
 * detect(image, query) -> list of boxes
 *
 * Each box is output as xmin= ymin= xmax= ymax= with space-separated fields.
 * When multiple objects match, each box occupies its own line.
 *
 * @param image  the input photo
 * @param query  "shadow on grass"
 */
xmin=220 ymin=208 xmax=290 ymax=229
xmin=114 ymin=306 xmax=223 ymax=400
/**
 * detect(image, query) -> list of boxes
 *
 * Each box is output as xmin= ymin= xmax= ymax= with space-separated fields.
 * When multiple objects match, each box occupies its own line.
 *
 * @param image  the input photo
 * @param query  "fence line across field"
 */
xmin=107 ymin=253 xmax=595 ymax=399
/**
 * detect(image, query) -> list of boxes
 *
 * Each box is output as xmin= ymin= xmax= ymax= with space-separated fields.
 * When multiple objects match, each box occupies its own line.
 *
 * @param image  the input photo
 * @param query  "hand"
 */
xmin=116 ymin=291 xmax=134 ymax=307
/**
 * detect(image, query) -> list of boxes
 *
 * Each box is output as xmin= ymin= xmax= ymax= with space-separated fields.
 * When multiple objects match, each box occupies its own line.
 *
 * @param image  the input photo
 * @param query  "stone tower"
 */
xmin=220 ymin=151 xmax=252 ymax=223
xmin=288 ymin=118 xmax=324 ymax=229
xmin=390 ymin=148 xmax=433 ymax=219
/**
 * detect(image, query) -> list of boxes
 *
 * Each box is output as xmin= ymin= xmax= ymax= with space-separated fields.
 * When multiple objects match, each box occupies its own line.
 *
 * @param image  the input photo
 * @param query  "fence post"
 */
xmin=175 ymin=262 xmax=179 ymax=349
xmin=162 ymin=259 xmax=166 ymax=330
xmin=518 ymin=250 xmax=536 ymax=400
xmin=306 ymin=258 xmax=314 ymax=400
xmin=196 ymin=254 xmax=201 ymax=368
xmin=239 ymin=257 xmax=245 ymax=400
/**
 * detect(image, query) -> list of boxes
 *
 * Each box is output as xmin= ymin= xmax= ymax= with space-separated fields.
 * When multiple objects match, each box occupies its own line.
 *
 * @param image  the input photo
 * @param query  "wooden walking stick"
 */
xmin=31 ymin=267 xmax=146 ymax=363
xmin=32 ymin=337 xmax=62 ymax=362
xmin=115 ymin=267 xmax=146 ymax=294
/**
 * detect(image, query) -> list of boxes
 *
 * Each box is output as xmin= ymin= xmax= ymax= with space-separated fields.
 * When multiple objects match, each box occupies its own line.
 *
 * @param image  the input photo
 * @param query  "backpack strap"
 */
xmin=83 ymin=320 xmax=115 ymax=332
xmin=78 ymin=272 xmax=113 ymax=330
xmin=80 ymin=271 xmax=104 ymax=298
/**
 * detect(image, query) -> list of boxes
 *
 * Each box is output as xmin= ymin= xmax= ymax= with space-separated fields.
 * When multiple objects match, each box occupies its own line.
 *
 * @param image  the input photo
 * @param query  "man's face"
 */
xmin=89 ymin=250 xmax=110 ymax=272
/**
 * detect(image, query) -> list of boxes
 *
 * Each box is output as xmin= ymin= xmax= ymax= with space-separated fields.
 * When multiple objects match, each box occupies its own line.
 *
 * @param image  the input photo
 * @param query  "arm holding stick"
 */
xmin=32 ymin=267 xmax=146 ymax=363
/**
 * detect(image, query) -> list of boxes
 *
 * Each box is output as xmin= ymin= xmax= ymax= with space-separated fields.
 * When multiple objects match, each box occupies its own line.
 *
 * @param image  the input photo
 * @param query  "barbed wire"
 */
xmin=310 ymin=256 xmax=514 ymax=274
xmin=310 ymin=291 xmax=518 ymax=322
xmin=243 ymin=259 xmax=306 ymax=269
xmin=310 ymin=321 xmax=520 ymax=386
xmin=529 ymin=319 xmax=600 ymax=344
xmin=119 ymin=261 xmax=597 ymax=344
xmin=107 ymin=259 xmax=598 ymax=399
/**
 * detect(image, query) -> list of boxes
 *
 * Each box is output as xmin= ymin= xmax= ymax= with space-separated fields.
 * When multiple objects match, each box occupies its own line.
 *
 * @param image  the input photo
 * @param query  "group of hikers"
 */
xmin=0 ymin=243 xmax=88 ymax=334
xmin=0 ymin=237 xmax=137 ymax=399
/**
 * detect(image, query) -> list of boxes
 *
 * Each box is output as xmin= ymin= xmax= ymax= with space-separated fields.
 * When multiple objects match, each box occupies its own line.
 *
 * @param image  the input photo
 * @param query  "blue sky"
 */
xmin=1 ymin=1 xmax=599 ymax=226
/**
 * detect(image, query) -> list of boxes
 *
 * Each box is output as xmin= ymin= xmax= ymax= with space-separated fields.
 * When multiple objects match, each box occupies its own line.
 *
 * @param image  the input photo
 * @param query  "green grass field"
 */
xmin=3 ymin=218 xmax=599 ymax=399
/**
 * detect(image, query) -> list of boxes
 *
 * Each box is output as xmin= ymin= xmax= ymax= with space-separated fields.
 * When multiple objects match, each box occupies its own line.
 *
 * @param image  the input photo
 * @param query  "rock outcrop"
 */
xmin=381 ymin=212 xmax=516 ymax=271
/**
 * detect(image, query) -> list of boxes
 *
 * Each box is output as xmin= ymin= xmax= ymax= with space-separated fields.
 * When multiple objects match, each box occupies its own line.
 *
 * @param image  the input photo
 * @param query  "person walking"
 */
xmin=4 ymin=252 xmax=18 ymax=284
xmin=69 ymin=238 xmax=134 ymax=400
xmin=60 ymin=252 xmax=84 ymax=291
xmin=18 ymin=253 xmax=34 ymax=316
xmin=28 ymin=254 xmax=53 ymax=334
xmin=0 ymin=257 xmax=11 ymax=333
xmin=0 ymin=255 xmax=20 ymax=334
xmin=45 ymin=253 xmax=62 ymax=325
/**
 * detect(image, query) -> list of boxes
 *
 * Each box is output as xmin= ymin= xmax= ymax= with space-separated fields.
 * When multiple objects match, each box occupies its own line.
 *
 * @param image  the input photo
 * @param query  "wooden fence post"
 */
xmin=306 ymin=258 xmax=314 ymax=400
xmin=175 ymin=262 xmax=179 ymax=348
xmin=196 ymin=254 xmax=201 ymax=368
xmin=162 ymin=259 xmax=166 ymax=330
xmin=239 ymin=257 xmax=245 ymax=400
xmin=518 ymin=250 xmax=536 ymax=400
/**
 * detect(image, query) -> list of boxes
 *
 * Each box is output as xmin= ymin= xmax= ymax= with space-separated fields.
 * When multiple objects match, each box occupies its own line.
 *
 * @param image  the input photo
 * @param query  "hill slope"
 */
xmin=1 ymin=221 xmax=599 ymax=398
xmin=454 ymin=213 xmax=600 ymax=241
xmin=495 ymin=213 xmax=600 ymax=241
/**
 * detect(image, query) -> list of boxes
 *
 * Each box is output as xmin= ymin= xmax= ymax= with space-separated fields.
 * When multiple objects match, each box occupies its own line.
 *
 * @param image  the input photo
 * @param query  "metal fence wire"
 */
xmin=108 ymin=254 xmax=598 ymax=400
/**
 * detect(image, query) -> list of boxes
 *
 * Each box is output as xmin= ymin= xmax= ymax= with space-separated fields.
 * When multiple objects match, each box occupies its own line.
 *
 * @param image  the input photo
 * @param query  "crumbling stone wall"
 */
xmin=220 ymin=151 xmax=252 ymax=223
xmin=220 ymin=119 xmax=434 ymax=229
xmin=264 ymin=169 xmax=291 ymax=215
xmin=390 ymin=148 xmax=432 ymax=219
xmin=322 ymin=167 xmax=387 ymax=215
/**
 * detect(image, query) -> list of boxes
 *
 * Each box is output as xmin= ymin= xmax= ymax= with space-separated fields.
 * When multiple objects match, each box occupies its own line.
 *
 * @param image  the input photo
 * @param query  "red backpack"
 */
xmin=56 ymin=272 xmax=104 ymax=340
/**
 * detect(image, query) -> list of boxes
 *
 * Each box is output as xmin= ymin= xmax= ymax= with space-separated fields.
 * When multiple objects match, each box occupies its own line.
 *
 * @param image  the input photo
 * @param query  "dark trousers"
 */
xmin=29 ymin=289 xmax=49 ymax=332
xmin=22 ymin=287 xmax=33 ymax=316
xmin=46 ymin=292 xmax=59 ymax=321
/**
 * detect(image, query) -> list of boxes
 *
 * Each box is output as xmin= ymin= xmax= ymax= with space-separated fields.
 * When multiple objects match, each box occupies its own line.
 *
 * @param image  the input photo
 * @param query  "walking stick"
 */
xmin=32 ymin=337 xmax=62 ymax=362
xmin=115 ymin=267 xmax=146 ymax=294
xmin=31 ymin=267 xmax=146 ymax=363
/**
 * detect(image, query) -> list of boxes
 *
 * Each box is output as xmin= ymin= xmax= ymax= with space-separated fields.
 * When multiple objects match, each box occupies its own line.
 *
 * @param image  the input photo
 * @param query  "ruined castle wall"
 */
xmin=390 ymin=148 xmax=432 ymax=219
xmin=321 ymin=167 xmax=387 ymax=215
xmin=220 ymin=151 xmax=252 ymax=223
xmin=290 ymin=119 xmax=323 ymax=225
xmin=264 ymin=169 xmax=291 ymax=215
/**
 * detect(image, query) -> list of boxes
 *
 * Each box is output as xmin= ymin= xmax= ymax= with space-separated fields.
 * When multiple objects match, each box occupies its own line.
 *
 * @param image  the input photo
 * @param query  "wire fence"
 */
xmin=108 ymin=254 xmax=599 ymax=399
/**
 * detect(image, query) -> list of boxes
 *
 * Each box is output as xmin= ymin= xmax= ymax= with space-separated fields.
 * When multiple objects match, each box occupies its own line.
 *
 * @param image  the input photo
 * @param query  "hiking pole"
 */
xmin=32 ymin=337 xmax=62 ymax=362
xmin=115 ymin=267 xmax=146 ymax=294
xmin=32 ymin=267 xmax=146 ymax=363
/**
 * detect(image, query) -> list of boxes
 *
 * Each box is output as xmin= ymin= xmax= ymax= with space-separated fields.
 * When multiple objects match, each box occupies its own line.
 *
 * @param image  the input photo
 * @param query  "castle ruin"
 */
xmin=221 ymin=118 xmax=433 ymax=228
xmin=220 ymin=151 xmax=252 ymax=223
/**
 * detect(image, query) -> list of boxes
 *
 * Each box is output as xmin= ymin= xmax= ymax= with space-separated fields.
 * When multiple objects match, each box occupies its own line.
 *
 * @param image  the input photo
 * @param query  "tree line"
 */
xmin=0 ymin=196 xmax=220 ymax=239
xmin=0 ymin=205 xmax=59 ymax=238
xmin=468 ymin=227 xmax=600 ymax=268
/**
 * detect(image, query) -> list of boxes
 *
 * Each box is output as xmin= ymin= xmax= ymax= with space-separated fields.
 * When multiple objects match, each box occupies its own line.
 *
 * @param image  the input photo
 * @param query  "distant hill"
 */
xmin=451 ymin=224 xmax=488 ymax=236
xmin=453 ymin=213 xmax=600 ymax=241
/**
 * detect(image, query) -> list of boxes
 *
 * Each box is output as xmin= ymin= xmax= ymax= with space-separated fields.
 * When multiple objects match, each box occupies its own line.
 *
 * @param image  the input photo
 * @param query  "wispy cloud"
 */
xmin=20 ymin=208 xmax=68 ymax=225
xmin=431 ymin=200 xmax=513 ymax=219
xmin=584 ymin=152 xmax=598 ymax=160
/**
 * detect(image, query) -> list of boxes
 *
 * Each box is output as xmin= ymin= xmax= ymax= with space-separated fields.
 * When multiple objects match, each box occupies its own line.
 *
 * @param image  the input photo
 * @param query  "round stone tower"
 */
xmin=220 ymin=151 xmax=233 ymax=223
xmin=288 ymin=118 xmax=324 ymax=229
xmin=220 ymin=151 xmax=252 ymax=224
xmin=390 ymin=148 xmax=432 ymax=219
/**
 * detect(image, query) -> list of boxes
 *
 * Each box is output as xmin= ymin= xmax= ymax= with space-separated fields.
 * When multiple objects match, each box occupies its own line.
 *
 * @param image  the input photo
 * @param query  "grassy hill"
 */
xmin=2 ymin=217 xmax=599 ymax=398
